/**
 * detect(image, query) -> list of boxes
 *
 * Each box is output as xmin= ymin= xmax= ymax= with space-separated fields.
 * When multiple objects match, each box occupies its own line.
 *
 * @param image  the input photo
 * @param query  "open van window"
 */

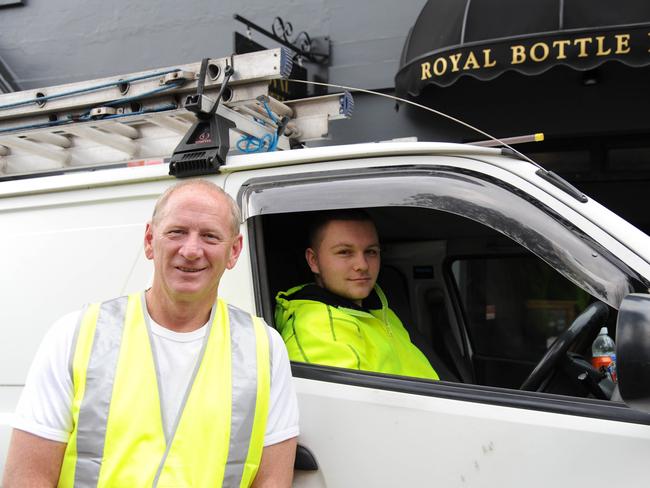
xmin=241 ymin=164 xmax=649 ymax=413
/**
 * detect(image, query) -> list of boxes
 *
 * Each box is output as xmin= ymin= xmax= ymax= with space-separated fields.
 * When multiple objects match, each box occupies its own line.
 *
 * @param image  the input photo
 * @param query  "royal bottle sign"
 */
xmin=398 ymin=24 xmax=650 ymax=94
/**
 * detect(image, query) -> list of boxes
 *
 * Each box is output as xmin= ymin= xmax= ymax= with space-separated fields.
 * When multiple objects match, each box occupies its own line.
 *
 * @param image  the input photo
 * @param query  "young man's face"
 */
xmin=144 ymin=186 xmax=242 ymax=305
xmin=306 ymin=219 xmax=380 ymax=305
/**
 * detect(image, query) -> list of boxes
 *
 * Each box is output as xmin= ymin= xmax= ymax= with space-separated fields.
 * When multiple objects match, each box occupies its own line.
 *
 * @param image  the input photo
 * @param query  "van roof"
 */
xmin=0 ymin=141 xmax=511 ymax=198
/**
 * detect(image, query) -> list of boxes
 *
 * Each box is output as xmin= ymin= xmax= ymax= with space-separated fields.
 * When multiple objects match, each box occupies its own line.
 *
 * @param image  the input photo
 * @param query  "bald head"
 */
xmin=151 ymin=179 xmax=241 ymax=236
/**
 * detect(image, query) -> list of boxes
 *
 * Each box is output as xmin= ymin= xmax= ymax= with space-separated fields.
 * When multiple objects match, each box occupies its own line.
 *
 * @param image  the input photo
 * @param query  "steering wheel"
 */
xmin=521 ymin=301 xmax=609 ymax=391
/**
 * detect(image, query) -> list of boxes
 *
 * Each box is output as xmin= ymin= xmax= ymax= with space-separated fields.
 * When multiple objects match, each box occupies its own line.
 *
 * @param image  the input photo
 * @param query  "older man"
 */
xmin=4 ymin=180 xmax=298 ymax=487
xmin=275 ymin=209 xmax=438 ymax=380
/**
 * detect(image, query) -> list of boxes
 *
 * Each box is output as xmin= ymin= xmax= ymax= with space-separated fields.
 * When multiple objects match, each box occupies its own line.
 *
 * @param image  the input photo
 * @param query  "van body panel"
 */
xmin=291 ymin=377 xmax=650 ymax=487
xmin=3 ymin=143 xmax=650 ymax=484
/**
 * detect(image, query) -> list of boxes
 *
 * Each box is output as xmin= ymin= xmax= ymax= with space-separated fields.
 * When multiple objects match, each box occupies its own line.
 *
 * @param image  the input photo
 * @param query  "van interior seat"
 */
xmin=378 ymin=265 xmax=459 ymax=382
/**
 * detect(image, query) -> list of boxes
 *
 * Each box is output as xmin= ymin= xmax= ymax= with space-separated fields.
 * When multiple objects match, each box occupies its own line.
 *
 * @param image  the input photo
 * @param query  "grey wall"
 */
xmin=1 ymin=1 xmax=648 ymax=230
xmin=0 ymin=0 xmax=426 ymax=91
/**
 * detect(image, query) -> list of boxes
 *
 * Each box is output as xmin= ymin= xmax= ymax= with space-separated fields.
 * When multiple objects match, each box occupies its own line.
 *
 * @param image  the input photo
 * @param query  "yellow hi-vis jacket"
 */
xmin=275 ymin=284 xmax=439 ymax=380
xmin=58 ymin=292 xmax=271 ymax=488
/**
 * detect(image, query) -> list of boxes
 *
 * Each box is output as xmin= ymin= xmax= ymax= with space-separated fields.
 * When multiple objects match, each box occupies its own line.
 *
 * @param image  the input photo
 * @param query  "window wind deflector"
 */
xmin=536 ymin=169 xmax=588 ymax=203
xmin=242 ymin=166 xmax=647 ymax=308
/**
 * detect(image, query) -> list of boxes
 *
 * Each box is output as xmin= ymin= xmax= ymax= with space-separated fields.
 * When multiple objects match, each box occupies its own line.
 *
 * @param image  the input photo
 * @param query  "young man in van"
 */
xmin=3 ymin=180 xmax=299 ymax=487
xmin=275 ymin=210 xmax=439 ymax=380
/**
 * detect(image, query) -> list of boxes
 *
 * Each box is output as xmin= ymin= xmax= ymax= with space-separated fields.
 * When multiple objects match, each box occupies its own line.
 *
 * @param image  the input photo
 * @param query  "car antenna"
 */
xmin=287 ymin=78 xmax=542 ymax=168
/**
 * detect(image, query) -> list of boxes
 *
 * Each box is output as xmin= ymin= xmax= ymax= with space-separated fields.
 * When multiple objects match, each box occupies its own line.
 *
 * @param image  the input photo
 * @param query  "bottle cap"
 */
xmin=599 ymin=326 xmax=608 ymax=335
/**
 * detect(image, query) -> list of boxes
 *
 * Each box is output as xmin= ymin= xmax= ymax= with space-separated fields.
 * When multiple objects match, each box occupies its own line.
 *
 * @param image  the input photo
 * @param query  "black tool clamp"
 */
xmin=168 ymin=56 xmax=236 ymax=177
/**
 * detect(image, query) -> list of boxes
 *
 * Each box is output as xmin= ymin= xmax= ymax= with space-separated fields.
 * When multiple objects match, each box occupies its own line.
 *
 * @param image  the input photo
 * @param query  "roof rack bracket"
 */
xmin=168 ymin=57 xmax=237 ymax=178
xmin=168 ymin=113 xmax=235 ymax=178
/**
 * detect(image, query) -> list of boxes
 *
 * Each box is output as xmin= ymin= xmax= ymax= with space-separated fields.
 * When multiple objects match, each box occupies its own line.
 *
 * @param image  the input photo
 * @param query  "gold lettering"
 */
xmin=463 ymin=51 xmax=480 ymax=70
xmin=483 ymin=49 xmax=496 ymax=68
xmin=615 ymin=34 xmax=631 ymax=54
xmin=449 ymin=53 xmax=462 ymax=72
xmin=433 ymin=57 xmax=448 ymax=76
xmin=573 ymin=37 xmax=592 ymax=57
xmin=595 ymin=36 xmax=612 ymax=56
xmin=511 ymin=45 xmax=526 ymax=64
xmin=530 ymin=42 xmax=550 ymax=62
xmin=552 ymin=40 xmax=571 ymax=59
xmin=421 ymin=62 xmax=432 ymax=80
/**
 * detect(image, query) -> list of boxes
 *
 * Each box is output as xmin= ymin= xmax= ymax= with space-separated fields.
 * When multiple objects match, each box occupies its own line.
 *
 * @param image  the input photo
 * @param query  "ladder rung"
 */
xmin=235 ymin=104 xmax=278 ymax=129
xmin=27 ymin=132 xmax=72 ymax=148
xmin=102 ymin=122 xmax=139 ymax=139
xmin=218 ymin=104 xmax=290 ymax=151
xmin=148 ymin=115 xmax=192 ymax=135
xmin=0 ymin=136 xmax=70 ymax=164
xmin=230 ymin=94 xmax=293 ymax=119
xmin=64 ymin=126 xmax=137 ymax=156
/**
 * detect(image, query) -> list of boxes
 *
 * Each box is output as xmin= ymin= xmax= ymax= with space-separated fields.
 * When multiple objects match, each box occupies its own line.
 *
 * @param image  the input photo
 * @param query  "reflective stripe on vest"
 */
xmin=58 ymin=293 xmax=270 ymax=488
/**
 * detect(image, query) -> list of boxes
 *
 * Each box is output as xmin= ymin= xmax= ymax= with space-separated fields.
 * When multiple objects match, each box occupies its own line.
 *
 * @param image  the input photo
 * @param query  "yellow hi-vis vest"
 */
xmin=58 ymin=292 xmax=271 ymax=488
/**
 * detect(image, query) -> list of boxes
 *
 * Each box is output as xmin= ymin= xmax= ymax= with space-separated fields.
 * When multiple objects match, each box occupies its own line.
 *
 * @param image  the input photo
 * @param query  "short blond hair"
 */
xmin=151 ymin=179 xmax=241 ymax=235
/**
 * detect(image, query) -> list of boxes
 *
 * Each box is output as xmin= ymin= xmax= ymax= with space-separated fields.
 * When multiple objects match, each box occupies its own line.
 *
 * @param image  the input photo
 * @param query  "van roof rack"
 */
xmin=0 ymin=48 xmax=353 ymax=179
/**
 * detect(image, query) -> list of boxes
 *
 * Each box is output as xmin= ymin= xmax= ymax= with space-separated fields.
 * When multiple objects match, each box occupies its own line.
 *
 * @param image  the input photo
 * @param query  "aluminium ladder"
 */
xmin=0 ymin=48 xmax=353 ymax=178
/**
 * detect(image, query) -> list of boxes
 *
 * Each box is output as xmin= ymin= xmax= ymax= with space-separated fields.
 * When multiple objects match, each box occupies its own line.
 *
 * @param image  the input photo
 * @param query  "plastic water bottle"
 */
xmin=591 ymin=327 xmax=617 ymax=383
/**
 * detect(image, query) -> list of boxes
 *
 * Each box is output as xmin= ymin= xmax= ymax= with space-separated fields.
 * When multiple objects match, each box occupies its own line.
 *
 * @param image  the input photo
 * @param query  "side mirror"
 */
xmin=616 ymin=293 xmax=650 ymax=413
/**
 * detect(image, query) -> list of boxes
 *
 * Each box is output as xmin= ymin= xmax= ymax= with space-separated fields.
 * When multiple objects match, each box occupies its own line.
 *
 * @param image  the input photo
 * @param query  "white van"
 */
xmin=1 ymin=51 xmax=650 ymax=486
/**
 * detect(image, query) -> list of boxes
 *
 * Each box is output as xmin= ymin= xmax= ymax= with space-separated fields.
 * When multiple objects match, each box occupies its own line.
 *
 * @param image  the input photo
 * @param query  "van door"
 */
xmin=226 ymin=159 xmax=650 ymax=487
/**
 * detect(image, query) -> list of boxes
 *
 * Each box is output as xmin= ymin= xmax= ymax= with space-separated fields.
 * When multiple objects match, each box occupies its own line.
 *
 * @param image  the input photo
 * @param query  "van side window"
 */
xmin=241 ymin=167 xmax=648 ymax=412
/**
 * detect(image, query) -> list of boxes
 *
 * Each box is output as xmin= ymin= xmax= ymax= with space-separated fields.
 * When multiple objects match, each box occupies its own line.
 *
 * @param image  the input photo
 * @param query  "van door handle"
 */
xmin=294 ymin=444 xmax=318 ymax=471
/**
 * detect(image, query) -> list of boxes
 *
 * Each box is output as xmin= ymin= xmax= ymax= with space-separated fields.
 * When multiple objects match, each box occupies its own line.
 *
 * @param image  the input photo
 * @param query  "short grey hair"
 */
xmin=151 ymin=179 xmax=241 ymax=236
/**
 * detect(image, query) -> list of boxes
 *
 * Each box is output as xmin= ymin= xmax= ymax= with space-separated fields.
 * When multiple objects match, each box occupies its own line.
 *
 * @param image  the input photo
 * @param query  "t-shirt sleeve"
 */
xmin=12 ymin=311 xmax=80 ymax=443
xmin=264 ymin=326 xmax=300 ymax=447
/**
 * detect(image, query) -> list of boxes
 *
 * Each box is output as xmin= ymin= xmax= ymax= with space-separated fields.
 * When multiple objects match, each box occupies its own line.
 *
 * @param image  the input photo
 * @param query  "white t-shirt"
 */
xmin=13 ymin=306 xmax=299 ymax=447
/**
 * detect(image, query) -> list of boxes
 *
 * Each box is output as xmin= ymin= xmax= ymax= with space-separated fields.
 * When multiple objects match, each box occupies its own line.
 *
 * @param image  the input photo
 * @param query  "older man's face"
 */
xmin=144 ymin=186 xmax=242 ymax=304
xmin=306 ymin=220 xmax=380 ymax=306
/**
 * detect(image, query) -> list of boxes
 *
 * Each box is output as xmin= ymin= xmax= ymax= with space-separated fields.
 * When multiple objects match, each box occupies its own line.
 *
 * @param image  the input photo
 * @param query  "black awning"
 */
xmin=395 ymin=0 xmax=650 ymax=98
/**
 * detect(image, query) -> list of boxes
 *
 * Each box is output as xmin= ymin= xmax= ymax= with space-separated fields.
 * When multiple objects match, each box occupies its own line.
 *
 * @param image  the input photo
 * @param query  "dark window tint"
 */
xmin=451 ymin=255 xmax=591 ymax=388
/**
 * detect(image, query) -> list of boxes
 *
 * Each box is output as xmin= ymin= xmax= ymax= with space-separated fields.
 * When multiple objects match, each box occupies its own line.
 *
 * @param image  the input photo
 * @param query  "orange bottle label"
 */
xmin=592 ymin=356 xmax=612 ymax=372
